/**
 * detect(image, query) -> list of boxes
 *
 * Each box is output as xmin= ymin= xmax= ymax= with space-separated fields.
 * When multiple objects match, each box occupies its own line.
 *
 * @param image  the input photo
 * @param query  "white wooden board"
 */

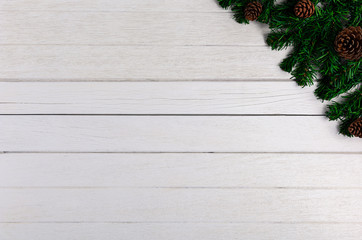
xmin=0 ymin=0 xmax=225 ymax=12
xmin=1 ymin=188 xmax=362 ymax=222
xmin=1 ymin=153 xmax=361 ymax=188
xmin=2 ymin=223 xmax=362 ymax=240
xmin=1 ymin=0 xmax=361 ymax=239
xmin=0 ymin=82 xmax=321 ymax=114
xmin=0 ymin=12 xmax=268 ymax=46
xmin=0 ymin=45 xmax=290 ymax=81
xmin=0 ymin=116 xmax=360 ymax=152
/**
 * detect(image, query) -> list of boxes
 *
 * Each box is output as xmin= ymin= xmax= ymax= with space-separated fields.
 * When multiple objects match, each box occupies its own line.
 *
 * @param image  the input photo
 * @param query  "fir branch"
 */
xmin=326 ymin=86 xmax=361 ymax=137
xmin=279 ymin=48 xmax=300 ymax=72
xmin=326 ymin=86 xmax=362 ymax=120
xmin=338 ymin=118 xmax=358 ymax=137
xmin=315 ymin=73 xmax=361 ymax=101
xmin=218 ymin=0 xmax=362 ymax=136
xmin=267 ymin=30 xmax=296 ymax=50
xmin=292 ymin=61 xmax=318 ymax=86
xmin=217 ymin=0 xmax=278 ymax=25
xmin=217 ymin=0 xmax=240 ymax=9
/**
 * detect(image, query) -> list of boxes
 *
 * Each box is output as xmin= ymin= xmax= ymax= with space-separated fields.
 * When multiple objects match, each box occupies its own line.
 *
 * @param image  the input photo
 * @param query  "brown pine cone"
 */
xmin=334 ymin=26 xmax=362 ymax=61
xmin=294 ymin=0 xmax=315 ymax=18
xmin=245 ymin=2 xmax=263 ymax=21
xmin=348 ymin=118 xmax=362 ymax=138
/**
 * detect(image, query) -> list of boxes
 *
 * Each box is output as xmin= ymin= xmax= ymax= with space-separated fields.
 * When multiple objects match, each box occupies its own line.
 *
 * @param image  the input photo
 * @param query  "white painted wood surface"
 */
xmin=1 ymin=153 xmax=361 ymax=187
xmin=1 ymin=116 xmax=361 ymax=152
xmin=2 ymin=223 xmax=362 ymax=240
xmin=0 ymin=0 xmax=225 ymax=12
xmin=2 ymin=188 xmax=362 ymax=222
xmin=0 ymin=0 xmax=361 ymax=239
xmin=0 ymin=45 xmax=290 ymax=80
xmin=0 ymin=82 xmax=320 ymax=114
xmin=0 ymin=12 xmax=269 ymax=45
xmin=0 ymin=1 xmax=289 ymax=81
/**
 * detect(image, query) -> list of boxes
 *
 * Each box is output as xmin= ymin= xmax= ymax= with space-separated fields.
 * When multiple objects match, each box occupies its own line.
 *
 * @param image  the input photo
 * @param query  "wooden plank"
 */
xmin=1 ymin=188 xmax=362 ymax=222
xmin=0 ymin=116 xmax=360 ymax=152
xmin=0 ymin=45 xmax=289 ymax=81
xmin=0 ymin=82 xmax=321 ymax=114
xmin=0 ymin=12 xmax=268 ymax=46
xmin=2 ymin=223 xmax=362 ymax=240
xmin=0 ymin=0 xmax=224 ymax=12
xmin=0 ymin=153 xmax=361 ymax=187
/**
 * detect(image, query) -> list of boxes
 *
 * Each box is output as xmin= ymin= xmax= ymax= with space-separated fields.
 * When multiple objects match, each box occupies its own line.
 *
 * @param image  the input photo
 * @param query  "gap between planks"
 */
xmin=0 ymin=79 xmax=293 ymax=82
xmin=1 ymin=151 xmax=361 ymax=154
xmin=2 ymin=221 xmax=362 ymax=224
xmin=0 ymin=114 xmax=325 ymax=116
xmin=1 ymin=187 xmax=362 ymax=190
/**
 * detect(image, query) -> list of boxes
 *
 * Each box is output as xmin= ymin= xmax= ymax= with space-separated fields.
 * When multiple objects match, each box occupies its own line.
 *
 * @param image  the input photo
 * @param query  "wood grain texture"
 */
xmin=0 ymin=12 xmax=268 ymax=45
xmin=0 ymin=0 xmax=224 ymax=12
xmin=1 ymin=188 xmax=362 ymax=222
xmin=0 ymin=82 xmax=321 ymax=114
xmin=0 ymin=45 xmax=289 ymax=81
xmin=1 ymin=153 xmax=361 ymax=187
xmin=1 ymin=0 xmax=360 ymax=238
xmin=2 ymin=223 xmax=362 ymax=240
xmin=0 ymin=116 xmax=360 ymax=152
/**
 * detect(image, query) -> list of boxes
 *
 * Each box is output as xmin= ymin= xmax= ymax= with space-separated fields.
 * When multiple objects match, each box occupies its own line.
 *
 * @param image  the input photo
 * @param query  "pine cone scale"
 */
xmin=348 ymin=118 xmax=362 ymax=138
xmin=244 ymin=2 xmax=263 ymax=21
xmin=294 ymin=0 xmax=315 ymax=18
xmin=334 ymin=26 xmax=362 ymax=61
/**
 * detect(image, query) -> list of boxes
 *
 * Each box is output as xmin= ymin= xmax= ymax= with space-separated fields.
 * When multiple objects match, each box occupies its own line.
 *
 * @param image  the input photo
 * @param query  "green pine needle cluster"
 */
xmin=218 ymin=0 xmax=362 ymax=137
xmin=219 ymin=0 xmax=277 ymax=24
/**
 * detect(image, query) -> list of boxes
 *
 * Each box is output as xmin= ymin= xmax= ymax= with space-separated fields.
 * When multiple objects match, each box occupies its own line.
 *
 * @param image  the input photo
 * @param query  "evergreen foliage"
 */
xmin=218 ymin=0 xmax=277 ymax=24
xmin=218 ymin=0 xmax=362 ymax=137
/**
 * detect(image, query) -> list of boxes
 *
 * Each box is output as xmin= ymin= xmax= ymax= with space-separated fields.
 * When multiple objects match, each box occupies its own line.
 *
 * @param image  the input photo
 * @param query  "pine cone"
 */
xmin=294 ymin=0 xmax=315 ymax=18
xmin=348 ymin=118 xmax=362 ymax=138
xmin=334 ymin=26 xmax=362 ymax=61
xmin=245 ymin=2 xmax=263 ymax=21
